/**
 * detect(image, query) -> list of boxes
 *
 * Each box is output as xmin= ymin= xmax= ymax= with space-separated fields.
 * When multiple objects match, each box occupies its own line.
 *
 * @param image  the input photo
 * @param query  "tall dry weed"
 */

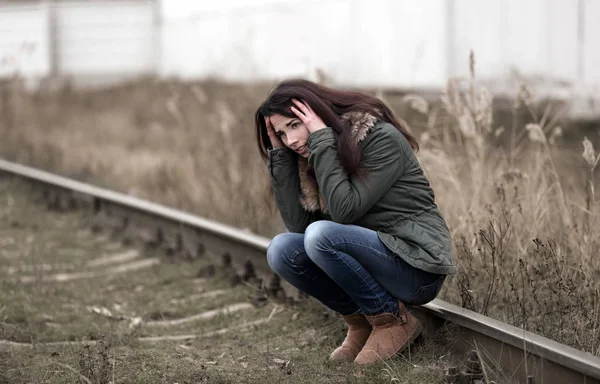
xmin=408 ymin=52 xmax=600 ymax=353
xmin=0 ymin=78 xmax=283 ymax=235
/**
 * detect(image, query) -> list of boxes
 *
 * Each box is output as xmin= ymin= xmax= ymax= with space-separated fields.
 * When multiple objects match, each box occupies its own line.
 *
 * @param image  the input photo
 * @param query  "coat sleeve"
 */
xmin=306 ymin=123 xmax=411 ymax=224
xmin=267 ymin=147 xmax=320 ymax=233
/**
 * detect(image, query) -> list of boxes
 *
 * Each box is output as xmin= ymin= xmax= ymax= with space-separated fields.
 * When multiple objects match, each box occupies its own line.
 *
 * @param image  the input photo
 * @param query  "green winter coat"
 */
xmin=266 ymin=111 xmax=455 ymax=276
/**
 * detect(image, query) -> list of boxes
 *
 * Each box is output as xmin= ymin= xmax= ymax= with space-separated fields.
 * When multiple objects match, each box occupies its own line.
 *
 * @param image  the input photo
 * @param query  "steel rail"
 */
xmin=1 ymin=157 xmax=599 ymax=384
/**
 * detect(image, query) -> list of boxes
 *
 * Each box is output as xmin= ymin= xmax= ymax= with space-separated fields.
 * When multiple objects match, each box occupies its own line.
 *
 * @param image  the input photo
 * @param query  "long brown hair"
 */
xmin=255 ymin=79 xmax=418 ymax=176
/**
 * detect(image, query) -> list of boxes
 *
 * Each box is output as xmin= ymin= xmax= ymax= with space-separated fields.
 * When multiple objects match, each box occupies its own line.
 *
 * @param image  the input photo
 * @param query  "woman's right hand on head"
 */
xmin=265 ymin=116 xmax=284 ymax=149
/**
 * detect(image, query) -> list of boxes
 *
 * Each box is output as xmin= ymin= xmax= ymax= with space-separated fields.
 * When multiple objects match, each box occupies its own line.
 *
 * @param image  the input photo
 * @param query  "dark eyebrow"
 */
xmin=274 ymin=119 xmax=298 ymax=133
xmin=285 ymin=119 xmax=299 ymax=127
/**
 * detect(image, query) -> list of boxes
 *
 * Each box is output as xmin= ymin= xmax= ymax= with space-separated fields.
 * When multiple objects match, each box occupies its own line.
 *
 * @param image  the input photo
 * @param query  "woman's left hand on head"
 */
xmin=291 ymin=98 xmax=327 ymax=134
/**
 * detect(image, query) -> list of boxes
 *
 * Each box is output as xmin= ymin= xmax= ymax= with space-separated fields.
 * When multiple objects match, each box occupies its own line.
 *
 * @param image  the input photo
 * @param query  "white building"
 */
xmin=1 ymin=0 xmax=598 ymax=116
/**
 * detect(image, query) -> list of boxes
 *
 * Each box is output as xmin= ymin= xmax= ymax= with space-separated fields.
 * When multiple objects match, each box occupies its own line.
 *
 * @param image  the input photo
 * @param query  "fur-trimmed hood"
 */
xmin=297 ymin=110 xmax=380 ymax=213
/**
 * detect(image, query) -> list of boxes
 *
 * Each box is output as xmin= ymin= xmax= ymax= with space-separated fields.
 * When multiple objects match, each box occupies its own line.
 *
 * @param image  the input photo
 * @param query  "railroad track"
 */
xmin=1 ymin=158 xmax=599 ymax=384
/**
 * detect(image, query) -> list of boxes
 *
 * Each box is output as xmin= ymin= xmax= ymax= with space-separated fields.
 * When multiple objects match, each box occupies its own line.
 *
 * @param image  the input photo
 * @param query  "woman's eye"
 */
xmin=291 ymin=123 xmax=299 ymax=129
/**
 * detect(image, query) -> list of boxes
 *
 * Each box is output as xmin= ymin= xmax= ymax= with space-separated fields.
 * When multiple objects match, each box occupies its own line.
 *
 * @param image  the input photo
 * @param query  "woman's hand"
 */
xmin=265 ymin=116 xmax=284 ymax=149
xmin=291 ymin=98 xmax=327 ymax=134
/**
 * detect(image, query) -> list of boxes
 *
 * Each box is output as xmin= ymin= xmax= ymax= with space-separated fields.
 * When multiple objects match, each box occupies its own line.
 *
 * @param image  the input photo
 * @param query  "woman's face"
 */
xmin=270 ymin=113 xmax=310 ymax=158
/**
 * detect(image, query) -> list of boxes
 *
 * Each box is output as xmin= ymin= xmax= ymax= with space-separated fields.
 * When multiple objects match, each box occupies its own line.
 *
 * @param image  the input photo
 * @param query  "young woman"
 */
xmin=254 ymin=79 xmax=455 ymax=365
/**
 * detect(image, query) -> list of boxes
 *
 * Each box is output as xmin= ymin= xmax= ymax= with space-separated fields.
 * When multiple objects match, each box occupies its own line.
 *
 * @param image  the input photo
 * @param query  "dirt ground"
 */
xmin=0 ymin=177 xmax=470 ymax=384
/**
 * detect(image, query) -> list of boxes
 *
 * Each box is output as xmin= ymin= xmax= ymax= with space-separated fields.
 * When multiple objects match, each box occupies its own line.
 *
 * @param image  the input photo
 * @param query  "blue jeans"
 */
xmin=267 ymin=220 xmax=446 ymax=316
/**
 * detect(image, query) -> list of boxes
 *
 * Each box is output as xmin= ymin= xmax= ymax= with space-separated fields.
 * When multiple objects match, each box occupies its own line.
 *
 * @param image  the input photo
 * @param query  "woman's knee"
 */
xmin=266 ymin=233 xmax=302 ymax=274
xmin=304 ymin=220 xmax=338 ymax=257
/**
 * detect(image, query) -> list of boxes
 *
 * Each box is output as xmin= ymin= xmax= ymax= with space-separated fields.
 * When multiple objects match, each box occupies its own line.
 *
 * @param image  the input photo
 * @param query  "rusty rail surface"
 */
xmin=1 ymin=158 xmax=599 ymax=384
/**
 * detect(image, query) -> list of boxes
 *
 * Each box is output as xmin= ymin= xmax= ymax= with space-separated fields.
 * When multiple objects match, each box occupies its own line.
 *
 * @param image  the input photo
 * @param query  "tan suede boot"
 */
xmin=329 ymin=313 xmax=372 ymax=361
xmin=354 ymin=301 xmax=422 ymax=365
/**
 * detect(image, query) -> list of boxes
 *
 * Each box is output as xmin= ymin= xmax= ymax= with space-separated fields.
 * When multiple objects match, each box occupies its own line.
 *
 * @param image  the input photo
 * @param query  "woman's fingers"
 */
xmin=291 ymin=98 xmax=311 ymax=116
xmin=290 ymin=106 xmax=305 ymax=121
xmin=264 ymin=115 xmax=283 ymax=148
xmin=300 ymin=99 xmax=316 ymax=115
xmin=265 ymin=116 xmax=277 ymax=135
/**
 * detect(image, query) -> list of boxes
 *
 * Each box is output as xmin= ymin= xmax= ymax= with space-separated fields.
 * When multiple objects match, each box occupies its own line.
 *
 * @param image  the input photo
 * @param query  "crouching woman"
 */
xmin=254 ymin=79 xmax=455 ymax=365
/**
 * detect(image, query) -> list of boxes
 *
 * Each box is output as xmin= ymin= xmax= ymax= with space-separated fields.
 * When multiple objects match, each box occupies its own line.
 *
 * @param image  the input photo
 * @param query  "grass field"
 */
xmin=0 ymin=178 xmax=468 ymax=384
xmin=0 ymin=66 xmax=599 ymax=358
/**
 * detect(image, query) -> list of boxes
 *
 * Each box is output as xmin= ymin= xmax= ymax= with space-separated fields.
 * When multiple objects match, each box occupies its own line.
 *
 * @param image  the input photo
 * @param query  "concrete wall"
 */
xmin=1 ymin=0 xmax=598 ymax=98
xmin=0 ymin=0 xmax=155 ymax=86
xmin=159 ymin=0 xmax=448 ymax=89
xmin=0 ymin=1 xmax=50 ymax=78
xmin=54 ymin=1 xmax=155 ymax=75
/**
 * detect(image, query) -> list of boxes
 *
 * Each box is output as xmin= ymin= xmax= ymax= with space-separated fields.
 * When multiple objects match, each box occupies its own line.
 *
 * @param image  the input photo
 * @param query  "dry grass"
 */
xmin=0 ymin=178 xmax=459 ymax=384
xmin=1 ymin=57 xmax=599 ymax=357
